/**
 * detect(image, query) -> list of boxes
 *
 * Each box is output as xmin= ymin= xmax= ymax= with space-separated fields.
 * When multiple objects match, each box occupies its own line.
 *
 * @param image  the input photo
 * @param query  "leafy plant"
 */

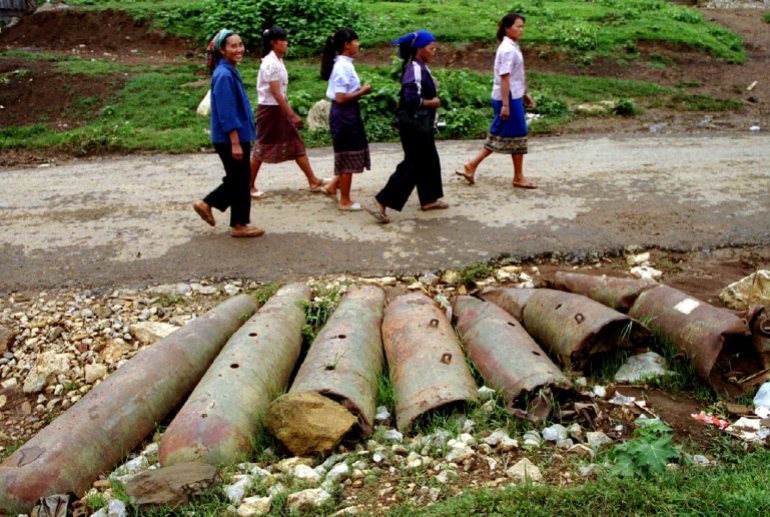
xmin=609 ymin=420 xmax=680 ymax=477
xmin=613 ymin=98 xmax=639 ymax=116
xmin=301 ymin=287 xmax=342 ymax=343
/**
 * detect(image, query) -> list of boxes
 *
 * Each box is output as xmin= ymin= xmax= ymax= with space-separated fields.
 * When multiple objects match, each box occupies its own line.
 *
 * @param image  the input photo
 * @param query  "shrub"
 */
xmin=613 ymin=98 xmax=639 ymax=116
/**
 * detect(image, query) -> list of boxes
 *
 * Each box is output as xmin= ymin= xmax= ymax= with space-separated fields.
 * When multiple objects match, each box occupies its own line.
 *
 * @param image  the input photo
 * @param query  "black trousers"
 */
xmin=375 ymin=124 xmax=443 ymax=211
xmin=204 ymin=142 xmax=251 ymax=227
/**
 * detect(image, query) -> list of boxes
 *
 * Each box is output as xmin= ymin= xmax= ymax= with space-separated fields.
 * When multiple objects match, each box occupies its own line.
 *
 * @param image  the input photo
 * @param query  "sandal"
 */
xmin=193 ymin=200 xmax=215 ymax=227
xmin=513 ymin=181 xmax=538 ymax=189
xmin=365 ymin=198 xmax=390 ymax=224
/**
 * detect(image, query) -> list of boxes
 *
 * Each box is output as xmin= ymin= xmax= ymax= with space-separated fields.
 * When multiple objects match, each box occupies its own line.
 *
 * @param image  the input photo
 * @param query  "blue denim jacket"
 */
xmin=210 ymin=60 xmax=256 ymax=144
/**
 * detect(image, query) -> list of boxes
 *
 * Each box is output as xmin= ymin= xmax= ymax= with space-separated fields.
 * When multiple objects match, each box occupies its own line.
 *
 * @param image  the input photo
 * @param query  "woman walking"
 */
xmin=193 ymin=29 xmax=263 ymax=238
xmin=366 ymin=30 xmax=447 ymax=224
xmin=457 ymin=13 xmax=537 ymax=189
xmin=320 ymin=28 xmax=372 ymax=211
xmin=249 ymin=27 xmax=327 ymax=197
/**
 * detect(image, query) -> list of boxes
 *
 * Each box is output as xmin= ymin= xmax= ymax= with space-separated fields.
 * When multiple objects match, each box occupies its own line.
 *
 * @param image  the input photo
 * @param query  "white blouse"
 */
xmin=491 ymin=36 xmax=526 ymax=101
xmin=326 ymin=55 xmax=361 ymax=101
xmin=257 ymin=51 xmax=288 ymax=106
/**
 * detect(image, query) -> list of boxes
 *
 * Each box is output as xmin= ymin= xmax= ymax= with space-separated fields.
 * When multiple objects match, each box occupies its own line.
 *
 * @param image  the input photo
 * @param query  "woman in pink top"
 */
xmin=249 ymin=27 xmax=327 ymax=198
xmin=457 ymin=13 xmax=537 ymax=189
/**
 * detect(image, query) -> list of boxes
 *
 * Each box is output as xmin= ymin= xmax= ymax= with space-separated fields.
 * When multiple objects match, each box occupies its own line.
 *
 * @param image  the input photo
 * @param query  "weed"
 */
xmin=84 ymin=491 xmax=108 ymax=512
xmin=249 ymin=283 xmax=280 ymax=305
xmin=613 ymin=98 xmax=639 ymax=116
xmin=376 ymin=368 xmax=396 ymax=413
xmin=155 ymin=293 xmax=187 ymax=307
xmin=301 ymin=286 xmax=343 ymax=344
xmin=608 ymin=420 xmax=680 ymax=477
xmin=646 ymin=330 xmax=714 ymax=403
xmin=0 ymin=441 xmax=22 ymax=462
xmin=459 ymin=261 xmax=495 ymax=285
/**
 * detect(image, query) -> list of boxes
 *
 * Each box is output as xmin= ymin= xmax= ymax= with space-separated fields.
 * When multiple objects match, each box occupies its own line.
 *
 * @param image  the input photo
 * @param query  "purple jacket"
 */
xmin=399 ymin=58 xmax=437 ymax=111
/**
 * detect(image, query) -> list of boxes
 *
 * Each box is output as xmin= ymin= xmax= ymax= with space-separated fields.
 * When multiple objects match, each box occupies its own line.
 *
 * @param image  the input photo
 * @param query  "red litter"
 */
xmin=691 ymin=413 xmax=731 ymax=430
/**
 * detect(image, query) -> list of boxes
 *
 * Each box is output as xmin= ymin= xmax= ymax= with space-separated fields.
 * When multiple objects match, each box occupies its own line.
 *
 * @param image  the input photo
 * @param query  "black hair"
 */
xmin=261 ymin=27 xmax=288 ymax=58
xmin=496 ymin=12 xmax=526 ymax=42
xmin=397 ymin=41 xmax=418 ymax=74
xmin=320 ymin=28 xmax=359 ymax=80
xmin=207 ymin=31 xmax=239 ymax=74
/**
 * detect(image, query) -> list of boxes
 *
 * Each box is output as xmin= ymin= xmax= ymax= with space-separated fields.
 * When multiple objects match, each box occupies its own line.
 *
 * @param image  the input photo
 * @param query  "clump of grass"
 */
xmin=249 ymin=283 xmax=280 ymax=305
xmin=613 ymin=98 xmax=639 ymax=116
xmin=376 ymin=367 xmax=396 ymax=413
xmin=301 ymin=286 xmax=343 ymax=344
xmin=459 ymin=261 xmax=495 ymax=285
xmin=645 ymin=329 xmax=714 ymax=403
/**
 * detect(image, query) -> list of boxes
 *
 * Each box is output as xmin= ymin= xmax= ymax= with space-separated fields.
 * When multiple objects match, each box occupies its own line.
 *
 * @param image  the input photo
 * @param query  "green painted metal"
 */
xmin=553 ymin=271 xmax=657 ymax=312
xmin=382 ymin=292 xmax=478 ymax=432
xmin=483 ymin=287 xmax=636 ymax=368
xmin=159 ymin=284 xmax=309 ymax=466
xmin=453 ymin=296 xmax=572 ymax=401
xmin=289 ymin=285 xmax=385 ymax=436
xmin=0 ymin=294 xmax=257 ymax=515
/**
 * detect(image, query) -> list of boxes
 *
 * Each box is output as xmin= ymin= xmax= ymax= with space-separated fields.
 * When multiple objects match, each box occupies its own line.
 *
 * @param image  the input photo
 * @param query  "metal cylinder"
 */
xmin=553 ymin=271 xmax=657 ymax=312
xmin=483 ymin=287 xmax=637 ymax=369
xmin=159 ymin=284 xmax=309 ymax=466
xmin=453 ymin=296 xmax=572 ymax=401
xmin=0 ymin=294 xmax=257 ymax=515
xmin=629 ymin=285 xmax=755 ymax=395
xmin=289 ymin=285 xmax=385 ymax=436
xmin=382 ymin=292 xmax=477 ymax=432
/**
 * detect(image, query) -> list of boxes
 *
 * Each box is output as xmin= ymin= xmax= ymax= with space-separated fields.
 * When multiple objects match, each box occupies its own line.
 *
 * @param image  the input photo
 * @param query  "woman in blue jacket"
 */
xmin=193 ymin=29 xmax=264 ymax=238
xmin=366 ymin=30 xmax=447 ymax=224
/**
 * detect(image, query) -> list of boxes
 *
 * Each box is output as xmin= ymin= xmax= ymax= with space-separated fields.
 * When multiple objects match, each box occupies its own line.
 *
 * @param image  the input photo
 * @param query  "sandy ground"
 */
xmin=1 ymin=133 xmax=768 ymax=293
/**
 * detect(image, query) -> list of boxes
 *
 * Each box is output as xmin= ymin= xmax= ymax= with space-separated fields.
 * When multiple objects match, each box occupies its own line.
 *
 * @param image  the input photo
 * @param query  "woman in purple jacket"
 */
xmin=193 ymin=29 xmax=263 ymax=238
xmin=366 ymin=30 xmax=447 ymax=224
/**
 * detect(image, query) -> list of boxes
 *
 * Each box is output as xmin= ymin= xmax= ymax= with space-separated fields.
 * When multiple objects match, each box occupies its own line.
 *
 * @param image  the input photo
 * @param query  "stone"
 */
xmin=325 ymin=462 xmax=350 ymax=484
xmin=374 ymin=406 xmax=391 ymax=423
xmin=441 ymin=270 xmax=462 ymax=285
xmin=125 ymin=462 xmax=219 ymax=509
xmin=568 ymin=444 xmax=595 ymax=460
xmin=556 ymin=438 xmax=574 ymax=449
xmin=85 ymin=363 xmax=108 ymax=383
xmin=0 ymin=324 xmax=14 ymax=354
xmin=237 ymin=496 xmax=272 ymax=517
xmin=265 ymin=392 xmax=357 ymax=456
xmin=224 ymin=284 xmax=240 ymax=296
xmin=586 ymin=431 xmax=613 ymax=450
xmin=306 ymin=99 xmax=332 ymax=131
xmin=107 ymin=499 xmax=128 ymax=517
xmin=592 ymin=385 xmax=607 ymax=398
xmin=498 ymin=436 xmax=519 ymax=452
xmin=23 ymin=351 xmax=72 ymax=393
xmin=275 ymin=457 xmax=315 ymax=473
xmin=1 ymin=377 xmax=17 ymax=390
xmin=506 ymin=458 xmax=543 ymax=484
xmin=102 ymin=338 xmax=131 ymax=364
xmin=224 ymin=475 xmax=254 ymax=504
xmin=567 ymin=423 xmax=584 ymax=441
xmin=130 ymin=321 xmax=179 ymax=346
xmin=483 ymin=430 xmax=509 ymax=447
xmin=477 ymin=386 xmax=496 ymax=400
xmin=692 ymin=455 xmax=711 ymax=467
xmin=286 ymin=488 xmax=332 ymax=512
xmin=292 ymin=464 xmax=321 ymax=484
xmin=578 ymin=464 xmax=599 ymax=477
xmin=614 ymin=352 xmax=669 ymax=383
xmin=445 ymin=442 xmax=474 ymax=463
xmin=542 ymin=424 xmax=568 ymax=442
xmin=382 ymin=429 xmax=403 ymax=442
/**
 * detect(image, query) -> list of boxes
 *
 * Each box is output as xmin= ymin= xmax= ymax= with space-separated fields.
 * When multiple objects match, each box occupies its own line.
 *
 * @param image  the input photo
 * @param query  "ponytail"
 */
xmin=398 ymin=41 xmax=417 ymax=74
xmin=320 ymin=28 xmax=360 ymax=81
xmin=320 ymin=35 xmax=336 ymax=80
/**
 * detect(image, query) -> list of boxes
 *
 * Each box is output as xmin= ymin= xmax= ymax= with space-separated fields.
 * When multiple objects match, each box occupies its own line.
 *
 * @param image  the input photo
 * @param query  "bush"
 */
xmin=198 ymin=0 xmax=368 ymax=53
xmin=613 ymin=98 xmax=639 ymax=116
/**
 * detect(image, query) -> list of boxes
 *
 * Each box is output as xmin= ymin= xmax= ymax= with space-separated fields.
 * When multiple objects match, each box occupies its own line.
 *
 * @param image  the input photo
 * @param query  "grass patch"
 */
xmin=387 ymin=447 xmax=770 ymax=516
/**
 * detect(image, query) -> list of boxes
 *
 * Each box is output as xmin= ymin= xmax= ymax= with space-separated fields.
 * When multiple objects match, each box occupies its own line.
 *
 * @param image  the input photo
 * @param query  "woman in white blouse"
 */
xmin=249 ymin=27 xmax=327 ymax=198
xmin=319 ymin=28 xmax=372 ymax=211
xmin=458 ymin=13 xmax=538 ymax=189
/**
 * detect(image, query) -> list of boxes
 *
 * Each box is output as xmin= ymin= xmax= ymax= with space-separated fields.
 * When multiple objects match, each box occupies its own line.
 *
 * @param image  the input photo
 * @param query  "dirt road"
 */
xmin=1 ymin=133 xmax=768 ymax=292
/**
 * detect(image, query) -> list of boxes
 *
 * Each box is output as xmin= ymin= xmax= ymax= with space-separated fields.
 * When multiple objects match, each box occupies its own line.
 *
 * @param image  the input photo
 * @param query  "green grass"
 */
xmin=387 ymin=446 xmax=770 ymax=515
xmin=764 ymin=12 xmax=770 ymax=24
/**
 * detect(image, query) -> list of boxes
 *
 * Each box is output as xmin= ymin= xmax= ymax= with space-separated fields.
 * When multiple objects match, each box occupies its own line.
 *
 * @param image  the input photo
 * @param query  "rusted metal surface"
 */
xmin=629 ymin=285 xmax=756 ymax=395
xmin=0 ymin=294 xmax=257 ymax=515
xmin=382 ymin=292 xmax=478 ymax=432
xmin=553 ymin=271 xmax=657 ymax=312
xmin=289 ymin=285 xmax=385 ymax=436
xmin=159 ymin=284 xmax=309 ymax=466
xmin=453 ymin=296 xmax=572 ymax=401
xmin=482 ymin=287 xmax=636 ymax=368
xmin=751 ymin=307 xmax=770 ymax=368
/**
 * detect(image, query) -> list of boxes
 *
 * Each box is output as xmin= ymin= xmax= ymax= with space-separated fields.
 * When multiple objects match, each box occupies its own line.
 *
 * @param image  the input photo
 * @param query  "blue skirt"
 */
xmin=484 ymin=97 xmax=528 ymax=154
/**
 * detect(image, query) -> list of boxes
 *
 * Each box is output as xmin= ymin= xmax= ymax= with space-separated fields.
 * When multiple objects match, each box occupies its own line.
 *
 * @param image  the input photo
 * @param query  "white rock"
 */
xmin=23 ymin=352 xmax=72 ymax=393
xmin=591 ymin=385 xmax=607 ymax=398
xmin=506 ymin=458 xmax=543 ymax=484
xmin=373 ymin=452 xmax=384 ymax=463
xmin=692 ymin=455 xmax=710 ymax=467
xmin=498 ymin=436 xmax=519 ymax=452
xmin=483 ymin=430 xmax=508 ymax=447
xmin=578 ymin=464 xmax=599 ymax=477
xmin=586 ymin=431 xmax=613 ymax=450
xmin=614 ymin=352 xmax=669 ymax=383
xmin=85 ymin=363 xmax=108 ymax=384
xmin=292 ymin=464 xmax=321 ymax=484
xmin=568 ymin=444 xmax=595 ymax=460
xmin=286 ymin=488 xmax=331 ymax=511
xmin=224 ymin=284 xmax=240 ymax=296
xmin=275 ymin=457 xmax=314 ymax=473
xmin=630 ymin=265 xmax=663 ymax=281
xmin=445 ymin=443 xmax=474 ymax=463
xmin=130 ymin=321 xmax=179 ymax=346
xmin=237 ymin=496 xmax=272 ymax=517
xmin=1 ymin=378 xmax=17 ymax=390
xmin=375 ymin=406 xmax=391 ymax=422
xmin=542 ymin=424 xmax=568 ymax=442
xmin=106 ymin=500 xmax=127 ymax=517
xmin=556 ymin=438 xmax=574 ymax=449
xmin=383 ymin=429 xmax=403 ymax=442
xmin=477 ymin=386 xmax=496 ymax=400
xmin=458 ymin=432 xmax=476 ymax=445
xmin=325 ymin=462 xmax=350 ymax=484
xmin=267 ymin=483 xmax=287 ymax=497
xmin=567 ymin=423 xmax=584 ymax=441
xmin=224 ymin=476 xmax=254 ymax=504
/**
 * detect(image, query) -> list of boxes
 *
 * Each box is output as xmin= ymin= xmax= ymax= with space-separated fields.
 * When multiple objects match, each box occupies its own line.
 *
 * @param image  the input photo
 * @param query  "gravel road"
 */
xmin=1 ymin=134 xmax=768 ymax=292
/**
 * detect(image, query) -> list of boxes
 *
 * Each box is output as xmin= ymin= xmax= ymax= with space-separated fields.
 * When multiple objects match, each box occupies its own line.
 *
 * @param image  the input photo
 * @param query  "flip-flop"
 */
xmin=321 ymin=187 xmax=337 ymax=198
xmin=420 ymin=200 xmax=449 ymax=211
xmin=365 ymin=199 xmax=390 ymax=224
xmin=251 ymin=190 xmax=267 ymax=199
xmin=513 ymin=182 xmax=538 ymax=189
xmin=454 ymin=170 xmax=475 ymax=185
xmin=338 ymin=202 xmax=363 ymax=211
xmin=193 ymin=201 xmax=215 ymax=227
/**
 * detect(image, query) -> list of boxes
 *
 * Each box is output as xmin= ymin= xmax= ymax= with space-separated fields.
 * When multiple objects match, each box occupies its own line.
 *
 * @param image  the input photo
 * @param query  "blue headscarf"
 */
xmin=390 ymin=30 xmax=436 ymax=50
